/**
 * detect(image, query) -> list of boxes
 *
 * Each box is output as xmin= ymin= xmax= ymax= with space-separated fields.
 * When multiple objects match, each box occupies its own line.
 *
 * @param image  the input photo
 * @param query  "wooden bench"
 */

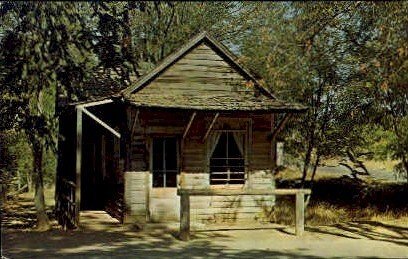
xmin=177 ymin=188 xmax=311 ymax=241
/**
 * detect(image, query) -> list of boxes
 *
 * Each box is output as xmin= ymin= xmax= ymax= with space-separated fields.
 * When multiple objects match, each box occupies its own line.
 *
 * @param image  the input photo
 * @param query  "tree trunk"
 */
xmin=305 ymin=153 xmax=321 ymax=207
xmin=401 ymin=154 xmax=408 ymax=183
xmin=32 ymin=140 xmax=51 ymax=231
xmin=301 ymin=78 xmax=325 ymax=186
xmin=310 ymin=153 xmax=321 ymax=186
xmin=301 ymin=138 xmax=314 ymax=186
xmin=26 ymin=169 xmax=33 ymax=193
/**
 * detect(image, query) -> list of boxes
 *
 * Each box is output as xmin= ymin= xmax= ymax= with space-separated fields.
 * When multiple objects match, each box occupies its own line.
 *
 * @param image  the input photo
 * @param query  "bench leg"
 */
xmin=295 ymin=192 xmax=305 ymax=236
xmin=180 ymin=194 xmax=190 ymax=241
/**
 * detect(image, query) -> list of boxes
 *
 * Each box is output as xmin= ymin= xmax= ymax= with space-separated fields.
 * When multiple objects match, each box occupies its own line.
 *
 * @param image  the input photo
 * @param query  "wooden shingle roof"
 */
xmin=122 ymin=32 xmax=307 ymax=113
xmin=127 ymin=92 xmax=306 ymax=112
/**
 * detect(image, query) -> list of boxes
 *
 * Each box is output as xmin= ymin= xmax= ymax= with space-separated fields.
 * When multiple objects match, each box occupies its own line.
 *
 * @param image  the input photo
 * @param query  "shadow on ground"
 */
xmin=1 ymin=194 xmax=55 ymax=230
xmin=2 ymin=192 xmax=408 ymax=258
xmin=0 ymin=227 xmax=382 ymax=259
xmin=3 ymin=216 xmax=408 ymax=259
xmin=306 ymin=220 xmax=408 ymax=247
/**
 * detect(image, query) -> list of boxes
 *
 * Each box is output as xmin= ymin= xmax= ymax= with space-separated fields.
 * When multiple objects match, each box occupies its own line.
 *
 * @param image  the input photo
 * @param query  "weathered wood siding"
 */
xmin=180 ymin=173 xmax=274 ymax=224
xmin=137 ymin=43 xmax=253 ymax=97
xmin=124 ymin=108 xmax=277 ymax=224
xmin=190 ymin=194 xmax=274 ymax=224
xmin=149 ymin=188 xmax=180 ymax=222
xmin=123 ymin=171 xmax=150 ymax=223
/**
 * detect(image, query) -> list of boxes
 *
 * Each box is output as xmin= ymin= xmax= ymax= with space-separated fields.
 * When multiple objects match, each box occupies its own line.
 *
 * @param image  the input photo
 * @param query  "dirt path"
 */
xmin=2 ymin=189 xmax=407 ymax=258
xmin=317 ymin=165 xmax=405 ymax=182
xmin=2 ymin=216 xmax=408 ymax=259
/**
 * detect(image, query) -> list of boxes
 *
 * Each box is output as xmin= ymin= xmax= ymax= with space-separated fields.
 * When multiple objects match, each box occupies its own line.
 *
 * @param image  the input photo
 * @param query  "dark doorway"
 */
xmin=152 ymin=137 xmax=178 ymax=187
xmin=81 ymin=112 xmax=120 ymax=212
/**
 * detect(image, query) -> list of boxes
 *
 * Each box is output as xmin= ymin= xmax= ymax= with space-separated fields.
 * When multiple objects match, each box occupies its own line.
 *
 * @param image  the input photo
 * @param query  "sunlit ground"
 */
xmin=2 ymin=180 xmax=408 ymax=258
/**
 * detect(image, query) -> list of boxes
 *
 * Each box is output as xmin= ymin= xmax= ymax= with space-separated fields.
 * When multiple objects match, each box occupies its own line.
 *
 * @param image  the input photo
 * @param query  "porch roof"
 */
xmin=125 ymin=92 xmax=306 ymax=112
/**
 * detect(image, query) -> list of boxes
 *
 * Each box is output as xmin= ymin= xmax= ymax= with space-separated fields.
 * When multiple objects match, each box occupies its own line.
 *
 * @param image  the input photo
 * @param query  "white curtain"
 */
xmin=208 ymin=132 xmax=222 ymax=159
xmin=232 ymin=132 xmax=245 ymax=157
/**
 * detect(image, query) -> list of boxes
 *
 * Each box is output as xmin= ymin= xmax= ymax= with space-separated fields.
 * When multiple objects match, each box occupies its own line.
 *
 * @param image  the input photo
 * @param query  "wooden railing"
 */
xmin=105 ymin=183 xmax=124 ymax=223
xmin=177 ymin=188 xmax=311 ymax=241
xmin=55 ymin=178 xmax=77 ymax=229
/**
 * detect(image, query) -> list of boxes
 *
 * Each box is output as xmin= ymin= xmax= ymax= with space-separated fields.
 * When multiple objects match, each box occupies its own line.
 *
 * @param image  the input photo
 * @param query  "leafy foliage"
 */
xmin=0 ymin=1 xmax=407 ymax=230
xmin=238 ymin=2 xmax=408 ymax=182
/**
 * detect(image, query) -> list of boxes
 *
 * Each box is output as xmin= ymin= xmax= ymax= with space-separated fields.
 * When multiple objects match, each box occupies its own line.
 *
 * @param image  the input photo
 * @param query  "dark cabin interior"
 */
xmin=79 ymin=104 xmax=123 ymax=220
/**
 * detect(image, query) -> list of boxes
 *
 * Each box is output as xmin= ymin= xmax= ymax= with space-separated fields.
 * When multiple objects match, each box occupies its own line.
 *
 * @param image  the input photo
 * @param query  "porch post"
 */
xmin=75 ymin=107 xmax=82 ymax=226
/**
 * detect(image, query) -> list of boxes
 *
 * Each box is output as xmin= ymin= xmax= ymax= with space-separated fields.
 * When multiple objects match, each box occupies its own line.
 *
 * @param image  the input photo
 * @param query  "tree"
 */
xmin=1 ymin=2 xmax=98 ymax=230
xmin=238 ymin=2 xmax=408 ymax=184
xmin=1 ymin=1 xmax=262 ymax=230
xmin=88 ymin=2 xmax=261 ymax=84
xmin=238 ymin=2 xmax=365 ymax=184
xmin=355 ymin=2 xmax=408 ymax=180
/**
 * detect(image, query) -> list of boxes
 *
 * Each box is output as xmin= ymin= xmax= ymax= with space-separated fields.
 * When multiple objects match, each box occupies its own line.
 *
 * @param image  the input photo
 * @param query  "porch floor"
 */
xmin=79 ymin=211 xmax=121 ymax=231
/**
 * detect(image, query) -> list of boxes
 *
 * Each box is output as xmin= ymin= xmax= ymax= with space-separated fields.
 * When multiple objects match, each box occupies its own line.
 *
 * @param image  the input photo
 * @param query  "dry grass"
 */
xmin=4 ymin=179 xmax=407 ymax=229
xmin=271 ymin=176 xmax=408 ymax=226
xmin=275 ymin=167 xmax=339 ymax=181
xmin=363 ymin=159 xmax=398 ymax=172
xmin=269 ymin=199 xmax=408 ymax=227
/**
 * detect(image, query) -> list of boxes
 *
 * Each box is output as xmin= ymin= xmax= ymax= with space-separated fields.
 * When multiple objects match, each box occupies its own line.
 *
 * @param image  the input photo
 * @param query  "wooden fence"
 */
xmin=177 ymin=188 xmax=311 ymax=241
xmin=55 ymin=178 xmax=77 ymax=229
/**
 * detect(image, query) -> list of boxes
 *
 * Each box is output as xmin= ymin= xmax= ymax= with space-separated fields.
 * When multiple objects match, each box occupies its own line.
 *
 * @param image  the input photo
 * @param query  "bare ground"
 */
xmin=2 ymin=221 xmax=408 ymax=258
xmin=1 ymin=188 xmax=408 ymax=258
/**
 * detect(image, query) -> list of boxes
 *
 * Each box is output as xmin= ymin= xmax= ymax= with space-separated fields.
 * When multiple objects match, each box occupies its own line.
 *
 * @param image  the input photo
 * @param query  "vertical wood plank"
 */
xmin=101 ymin=135 xmax=106 ymax=179
xmin=145 ymin=171 xmax=151 ymax=222
xmin=247 ymin=118 xmax=253 ymax=184
xmin=75 ymin=107 xmax=82 ymax=226
xmin=125 ymin=107 xmax=132 ymax=172
xmin=295 ymin=192 xmax=305 ymax=236
xmin=270 ymin=113 xmax=276 ymax=169
xmin=180 ymin=193 xmax=190 ymax=241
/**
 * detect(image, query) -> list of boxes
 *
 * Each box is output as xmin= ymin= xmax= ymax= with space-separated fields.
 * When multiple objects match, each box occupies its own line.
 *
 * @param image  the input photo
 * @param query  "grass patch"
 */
xmin=270 ymin=177 xmax=408 ymax=226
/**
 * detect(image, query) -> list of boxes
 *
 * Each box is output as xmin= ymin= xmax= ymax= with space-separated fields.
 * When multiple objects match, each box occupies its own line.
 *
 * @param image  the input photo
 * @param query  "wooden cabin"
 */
xmin=55 ymin=32 xmax=306 ymax=229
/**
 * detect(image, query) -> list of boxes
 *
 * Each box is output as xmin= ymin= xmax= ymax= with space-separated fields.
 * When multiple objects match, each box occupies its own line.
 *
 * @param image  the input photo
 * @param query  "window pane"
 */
xmin=210 ymin=132 xmax=245 ymax=185
xmin=152 ymin=139 xmax=164 ymax=187
xmin=152 ymin=137 xmax=178 ymax=187
xmin=227 ymin=132 xmax=243 ymax=158
xmin=153 ymin=171 xmax=164 ymax=188
xmin=165 ymin=138 xmax=177 ymax=187
xmin=212 ymin=133 xmax=227 ymax=158
xmin=165 ymin=138 xmax=177 ymax=170
xmin=153 ymin=139 xmax=164 ymax=171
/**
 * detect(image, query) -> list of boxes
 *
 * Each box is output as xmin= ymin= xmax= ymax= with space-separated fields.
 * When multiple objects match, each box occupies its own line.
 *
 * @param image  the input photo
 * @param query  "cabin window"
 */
xmin=209 ymin=132 xmax=245 ymax=185
xmin=152 ymin=137 xmax=178 ymax=187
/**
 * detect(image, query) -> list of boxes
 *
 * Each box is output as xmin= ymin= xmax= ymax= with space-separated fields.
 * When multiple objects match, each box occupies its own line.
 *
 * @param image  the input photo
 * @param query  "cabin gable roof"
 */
xmin=122 ymin=31 xmax=275 ymax=98
xmin=122 ymin=32 xmax=307 ymax=112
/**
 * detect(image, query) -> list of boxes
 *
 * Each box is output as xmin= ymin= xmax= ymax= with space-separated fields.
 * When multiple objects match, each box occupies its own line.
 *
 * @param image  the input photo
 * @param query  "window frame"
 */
xmin=150 ymin=136 xmax=180 ymax=188
xmin=208 ymin=129 xmax=247 ymax=186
